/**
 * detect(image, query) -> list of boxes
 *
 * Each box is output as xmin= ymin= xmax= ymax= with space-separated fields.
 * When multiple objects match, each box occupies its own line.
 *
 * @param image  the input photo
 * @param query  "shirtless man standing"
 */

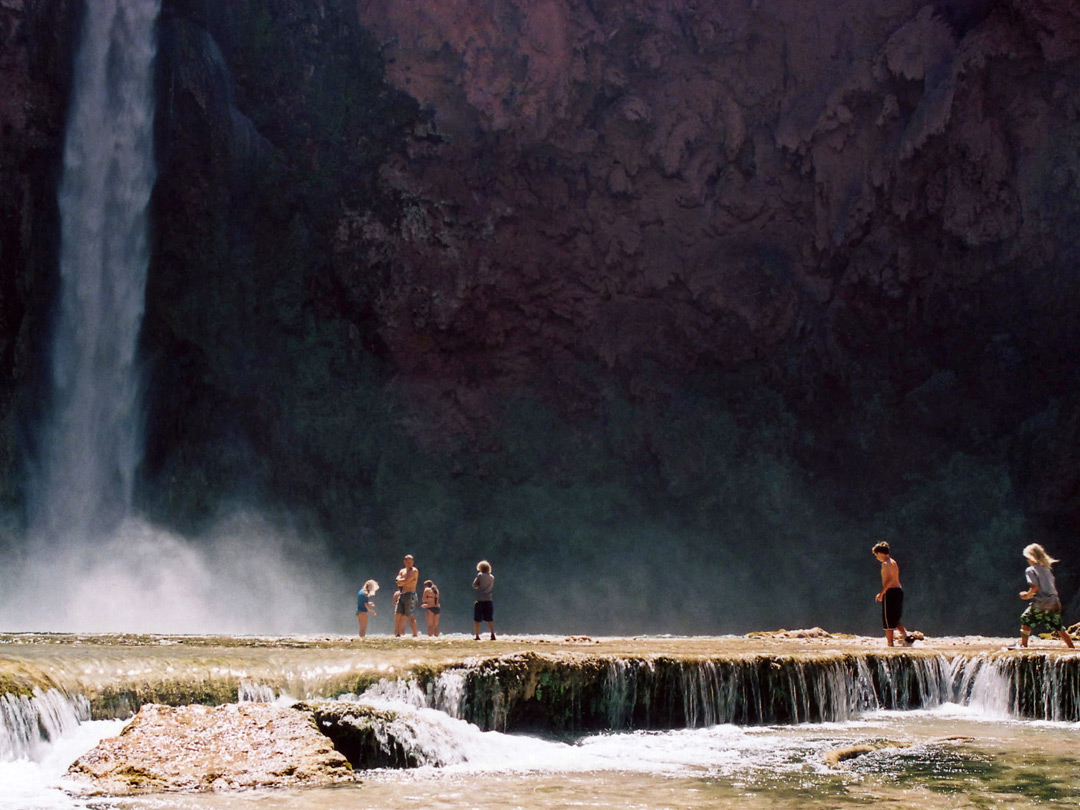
xmin=873 ymin=541 xmax=912 ymax=647
xmin=394 ymin=554 xmax=420 ymax=637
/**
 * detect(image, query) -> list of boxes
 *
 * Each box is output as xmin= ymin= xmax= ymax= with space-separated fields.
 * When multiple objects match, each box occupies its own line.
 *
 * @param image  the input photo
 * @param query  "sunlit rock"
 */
xmin=67 ymin=702 xmax=356 ymax=795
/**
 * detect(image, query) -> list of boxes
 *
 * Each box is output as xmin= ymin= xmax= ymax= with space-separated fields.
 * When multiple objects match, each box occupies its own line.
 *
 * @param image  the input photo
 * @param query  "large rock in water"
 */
xmin=67 ymin=703 xmax=357 ymax=794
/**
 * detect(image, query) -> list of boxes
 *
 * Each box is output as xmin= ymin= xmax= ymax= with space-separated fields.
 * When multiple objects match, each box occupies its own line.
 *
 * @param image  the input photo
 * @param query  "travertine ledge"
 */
xmin=0 ymin=631 xmax=1069 ymax=716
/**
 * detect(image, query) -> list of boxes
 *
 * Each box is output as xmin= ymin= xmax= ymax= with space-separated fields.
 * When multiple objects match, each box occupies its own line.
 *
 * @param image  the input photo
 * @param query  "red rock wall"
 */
xmin=347 ymin=0 xmax=1080 ymax=456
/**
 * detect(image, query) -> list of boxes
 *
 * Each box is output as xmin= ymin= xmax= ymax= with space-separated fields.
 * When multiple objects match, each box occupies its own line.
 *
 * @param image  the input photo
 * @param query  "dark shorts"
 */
xmin=396 ymin=592 xmax=417 ymax=617
xmin=882 ymin=587 xmax=904 ymax=629
xmin=1021 ymin=605 xmax=1066 ymax=633
xmin=425 ymin=606 xmax=441 ymax=615
xmin=474 ymin=600 xmax=494 ymax=623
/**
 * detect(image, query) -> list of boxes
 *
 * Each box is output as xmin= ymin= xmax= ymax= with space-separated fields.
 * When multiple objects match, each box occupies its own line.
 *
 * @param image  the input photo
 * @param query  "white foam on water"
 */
xmin=0 ymin=718 xmax=125 ymax=810
xmin=346 ymin=689 xmax=860 ymax=778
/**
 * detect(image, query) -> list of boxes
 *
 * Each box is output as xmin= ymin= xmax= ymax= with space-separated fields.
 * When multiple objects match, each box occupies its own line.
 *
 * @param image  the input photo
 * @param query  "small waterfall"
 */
xmin=359 ymin=670 xmax=470 ymax=718
xmin=964 ymin=652 xmax=1080 ymax=721
xmin=0 ymin=689 xmax=89 ymax=762
xmin=950 ymin=655 xmax=1012 ymax=717
xmin=429 ymin=669 xmax=468 ymax=717
xmin=237 ymin=681 xmax=278 ymax=704
xmin=312 ymin=699 xmax=570 ymax=770
xmin=603 ymin=657 xmax=652 ymax=729
xmin=33 ymin=0 xmax=160 ymax=541
xmin=358 ymin=677 xmax=431 ymax=708
xmin=449 ymin=652 xmax=986 ymax=732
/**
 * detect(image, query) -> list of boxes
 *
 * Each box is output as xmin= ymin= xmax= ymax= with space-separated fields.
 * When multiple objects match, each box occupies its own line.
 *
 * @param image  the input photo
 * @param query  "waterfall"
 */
xmin=0 ymin=689 xmax=89 ymax=762
xmin=440 ymin=652 xmax=1016 ymax=732
xmin=958 ymin=652 xmax=1080 ymax=721
xmin=33 ymin=0 xmax=160 ymax=542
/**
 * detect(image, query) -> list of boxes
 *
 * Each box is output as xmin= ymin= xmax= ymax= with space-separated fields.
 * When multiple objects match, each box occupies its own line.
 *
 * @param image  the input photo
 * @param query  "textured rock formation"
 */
xmin=348 ymin=0 xmax=1080 ymax=453
xmin=67 ymin=702 xmax=356 ymax=794
xmin=3 ymin=0 xmax=1080 ymax=634
xmin=304 ymin=700 xmax=435 ymax=768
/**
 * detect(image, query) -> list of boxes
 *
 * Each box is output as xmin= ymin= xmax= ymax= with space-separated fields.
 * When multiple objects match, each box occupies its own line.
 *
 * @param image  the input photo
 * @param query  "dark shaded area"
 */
xmin=2 ymin=0 xmax=1080 ymax=637
xmin=139 ymin=0 xmax=422 ymax=545
xmin=304 ymin=701 xmax=423 ymax=769
xmin=0 ymin=0 xmax=77 ymax=515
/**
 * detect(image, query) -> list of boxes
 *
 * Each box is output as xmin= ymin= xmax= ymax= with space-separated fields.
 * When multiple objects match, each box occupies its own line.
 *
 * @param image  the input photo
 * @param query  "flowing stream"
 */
xmin=1 ymin=642 xmax=1079 ymax=809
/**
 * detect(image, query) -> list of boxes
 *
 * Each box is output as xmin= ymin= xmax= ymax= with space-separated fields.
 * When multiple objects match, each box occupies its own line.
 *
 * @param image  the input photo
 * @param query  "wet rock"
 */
xmin=823 ymin=743 xmax=885 ymax=767
xmin=823 ymin=740 xmax=915 ymax=767
xmin=746 ymin=628 xmax=850 ymax=640
xmin=67 ymin=703 xmax=356 ymax=795
xmin=300 ymin=701 xmax=427 ymax=769
xmin=824 ymin=735 xmax=971 ymax=768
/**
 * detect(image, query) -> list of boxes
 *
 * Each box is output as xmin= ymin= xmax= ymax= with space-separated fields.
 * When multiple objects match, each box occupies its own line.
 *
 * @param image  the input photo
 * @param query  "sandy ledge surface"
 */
xmin=0 ymin=628 xmax=1073 ymax=666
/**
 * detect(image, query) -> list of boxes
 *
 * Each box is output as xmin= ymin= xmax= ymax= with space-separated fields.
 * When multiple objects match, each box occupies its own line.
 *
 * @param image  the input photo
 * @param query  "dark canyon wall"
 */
xmin=2 ymin=0 xmax=1080 ymax=635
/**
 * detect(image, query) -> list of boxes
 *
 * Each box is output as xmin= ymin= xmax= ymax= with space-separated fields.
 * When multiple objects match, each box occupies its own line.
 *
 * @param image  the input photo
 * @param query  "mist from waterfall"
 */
xmin=0 ymin=0 xmax=349 ymax=634
xmin=32 ymin=0 xmax=159 ymax=544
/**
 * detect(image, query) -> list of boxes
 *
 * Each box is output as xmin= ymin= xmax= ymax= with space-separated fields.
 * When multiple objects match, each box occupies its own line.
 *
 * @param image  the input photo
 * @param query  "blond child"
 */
xmin=1017 ymin=543 xmax=1075 ymax=649
xmin=356 ymin=580 xmax=378 ymax=637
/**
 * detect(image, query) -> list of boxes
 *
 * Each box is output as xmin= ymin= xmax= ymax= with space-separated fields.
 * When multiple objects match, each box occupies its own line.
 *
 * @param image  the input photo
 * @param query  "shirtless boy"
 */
xmin=873 ymin=541 xmax=912 ymax=647
xmin=394 ymin=554 xmax=420 ymax=637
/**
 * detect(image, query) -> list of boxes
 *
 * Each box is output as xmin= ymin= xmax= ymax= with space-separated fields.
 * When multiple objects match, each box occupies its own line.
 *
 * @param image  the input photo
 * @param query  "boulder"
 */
xmin=67 ymin=702 xmax=356 ymax=795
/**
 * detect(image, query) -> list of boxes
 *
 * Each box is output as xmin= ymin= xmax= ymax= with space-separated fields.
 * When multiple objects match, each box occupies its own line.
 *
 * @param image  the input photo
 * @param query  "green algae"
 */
xmin=852 ymin=745 xmax=1080 ymax=804
xmin=0 ymin=672 xmax=37 ymax=698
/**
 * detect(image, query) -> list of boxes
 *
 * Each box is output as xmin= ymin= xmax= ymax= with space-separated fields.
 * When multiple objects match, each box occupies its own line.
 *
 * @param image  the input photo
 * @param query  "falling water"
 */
xmin=1 ymin=647 xmax=1080 ymax=809
xmin=0 ymin=689 xmax=88 ymax=762
xmin=33 ymin=0 xmax=160 ymax=542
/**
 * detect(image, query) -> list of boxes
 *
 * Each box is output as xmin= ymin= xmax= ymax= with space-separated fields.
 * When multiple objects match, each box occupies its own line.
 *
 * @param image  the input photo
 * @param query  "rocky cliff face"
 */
xmin=0 ymin=0 xmax=75 ymax=508
xmin=351 ymin=0 xmax=1080 ymax=483
xmin=2 ymin=0 xmax=1080 ymax=633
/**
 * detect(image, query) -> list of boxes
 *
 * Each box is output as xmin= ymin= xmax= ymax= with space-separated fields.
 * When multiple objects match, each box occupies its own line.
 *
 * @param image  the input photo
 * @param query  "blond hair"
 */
xmin=1023 ymin=544 xmax=1058 ymax=567
xmin=477 ymin=560 xmax=491 ymax=574
xmin=363 ymin=579 xmax=379 ymax=595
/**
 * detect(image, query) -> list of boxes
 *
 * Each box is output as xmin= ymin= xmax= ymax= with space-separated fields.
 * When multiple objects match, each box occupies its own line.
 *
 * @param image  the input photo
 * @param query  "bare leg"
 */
xmin=1058 ymin=629 xmax=1075 ymax=649
xmin=408 ymin=616 xmax=418 ymax=637
xmin=433 ymin=613 xmax=440 ymax=637
xmin=473 ymin=621 xmax=481 ymax=640
xmin=394 ymin=613 xmax=404 ymax=637
xmin=488 ymin=622 xmax=496 ymax=640
xmin=896 ymin=622 xmax=909 ymax=644
xmin=1020 ymin=625 xmax=1031 ymax=647
xmin=358 ymin=613 xmax=368 ymax=638
xmin=885 ymin=628 xmax=895 ymax=647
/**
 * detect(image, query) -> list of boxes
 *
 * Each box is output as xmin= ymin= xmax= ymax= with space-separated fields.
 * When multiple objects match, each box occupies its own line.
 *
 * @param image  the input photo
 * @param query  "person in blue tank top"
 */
xmin=356 ymin=579 xmax=378 ymax=638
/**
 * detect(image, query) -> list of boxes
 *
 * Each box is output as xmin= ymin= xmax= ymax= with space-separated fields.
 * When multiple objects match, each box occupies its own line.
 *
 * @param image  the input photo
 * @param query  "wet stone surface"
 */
xmin=66 ymin=702 xmax=357 ymax=795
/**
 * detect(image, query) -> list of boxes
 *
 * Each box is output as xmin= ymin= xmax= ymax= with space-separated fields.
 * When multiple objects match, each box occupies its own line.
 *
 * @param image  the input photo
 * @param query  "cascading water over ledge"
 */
xmin=377 ymin=651 xmax=1080 ymax=732
xmin=1 ymin=637 xmax=1078 ymax=764
xmin=0 ymin=688 xmax=89 ymax=762
xmin=413 ymin=652 xmax=954 ymax=732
